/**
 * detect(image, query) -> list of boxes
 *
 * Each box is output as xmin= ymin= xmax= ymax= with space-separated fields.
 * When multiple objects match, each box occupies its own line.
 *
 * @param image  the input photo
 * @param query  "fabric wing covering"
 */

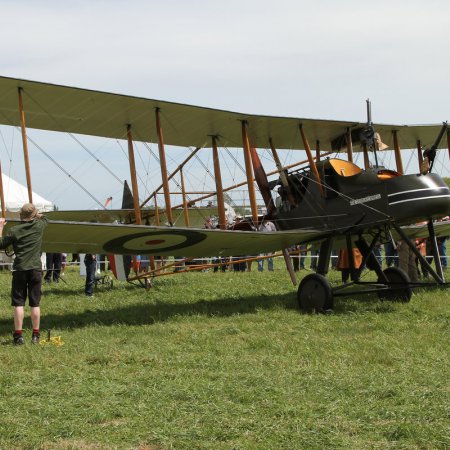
xmin=0 ymin=76 xmax=445 ymax=151
xmin=3 ymin=219 xmax=449 ymax=258
xmin=3 ymin=220 xmax=322 ymax=257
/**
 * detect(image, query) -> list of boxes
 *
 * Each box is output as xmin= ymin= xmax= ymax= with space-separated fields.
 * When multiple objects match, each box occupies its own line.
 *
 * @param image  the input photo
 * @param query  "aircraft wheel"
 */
xmin=297 ymin=273 xmax=333 ymax=313
xmin=377 ymin=267 xmax=412 ymax=302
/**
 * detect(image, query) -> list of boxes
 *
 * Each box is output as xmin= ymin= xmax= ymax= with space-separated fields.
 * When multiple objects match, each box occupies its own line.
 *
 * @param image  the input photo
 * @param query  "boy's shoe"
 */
xmin=31 ymin=333 xmax=40 ymax=344
xmin=13 ymin=333 xmax=25 ymax=346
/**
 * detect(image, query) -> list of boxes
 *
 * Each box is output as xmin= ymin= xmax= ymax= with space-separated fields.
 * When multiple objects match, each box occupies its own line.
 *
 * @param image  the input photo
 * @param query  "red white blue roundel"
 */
xmin=103 ymin=230 xmax=207 ymax=254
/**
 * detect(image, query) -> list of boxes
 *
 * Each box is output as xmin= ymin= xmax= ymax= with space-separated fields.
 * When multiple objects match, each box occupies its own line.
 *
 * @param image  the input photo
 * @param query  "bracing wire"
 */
xmin=120 ymin=133 xmax=214 ymax=225
xmin=303 ymin=171 xmax=390 ymax=220
xmin=193 ymin=150 xmax=215 ymax=183
xmin=224 ymin=147 xmax=246 ymax=175
xmin=115 ymin=138 xmax=151 ymax=198
xmin=23 ymin=90 xmax=124 ymax=185
xmin=25 ymin=132 xmax=105 ymax=209
xmin=65 ymin=132 xmax=123 ymax=185
xmin=0 ymin=128 xmax=14 ymax=199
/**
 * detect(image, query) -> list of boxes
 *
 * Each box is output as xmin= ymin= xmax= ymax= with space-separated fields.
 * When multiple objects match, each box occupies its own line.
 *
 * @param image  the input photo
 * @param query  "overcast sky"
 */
xmin=0 ymin=0 xmax=449 ymax=210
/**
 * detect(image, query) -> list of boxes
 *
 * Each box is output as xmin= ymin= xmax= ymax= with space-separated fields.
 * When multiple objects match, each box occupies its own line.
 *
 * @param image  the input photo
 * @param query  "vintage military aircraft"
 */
xmin=0 ymin=76 xmax=449 ymax=311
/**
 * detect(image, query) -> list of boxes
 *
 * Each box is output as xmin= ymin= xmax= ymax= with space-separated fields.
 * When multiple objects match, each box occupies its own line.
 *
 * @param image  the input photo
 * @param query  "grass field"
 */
xmin=0 ymin=259 xmax=448 ymax=449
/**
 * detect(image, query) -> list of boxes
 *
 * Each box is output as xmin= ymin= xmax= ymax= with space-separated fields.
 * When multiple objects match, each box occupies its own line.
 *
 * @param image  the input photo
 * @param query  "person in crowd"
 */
xmin=44 ymin=252 xmax=62 ymax=283
xmin=310 ymin=245 xmax=320 ymax=271
xmin=384 ymin=241 xmax=398 ymax=267
xmin=97 ymin=254 xmax=108 ymax=272
xmin=0 ymin=204 xmax=48 ymax=345
xmin=232 ymin=256 xmax=247 ymax=272
xmin=336 ymin=248 xmax=362 ymax=283
xmin=415 ymin=238 xmax=428 ymax=278
xmin=372 ymin=243 xmax=383 ymax=267
xmin=299 ymin=244 xmax=308 ymax=270
xmin=397 ymin=239 xmax=418 ymax=282
xmin=204 ymin=216 xmax=214 ymax=229
xmin=84 ymin=254 xmax=97 ymax=297
xmin=289 ymin=245 xmax=300 ymax=272
xmin=257 ymin=219 xmax=276 ymax=272
xmin=437 ymin=236 xmax=448 ymax=269
xmin=290 ymin=244 xmax=308 ymax=272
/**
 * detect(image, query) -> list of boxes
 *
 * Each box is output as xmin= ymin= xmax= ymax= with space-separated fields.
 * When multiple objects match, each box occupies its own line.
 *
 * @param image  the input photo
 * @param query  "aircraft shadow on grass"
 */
xmin=0 ymin=289 xmax=401 ymax=339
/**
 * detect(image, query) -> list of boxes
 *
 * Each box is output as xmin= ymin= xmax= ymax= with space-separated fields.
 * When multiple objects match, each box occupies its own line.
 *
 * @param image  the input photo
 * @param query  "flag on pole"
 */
xmin=104 ymin=196 xmax=113 ymax=208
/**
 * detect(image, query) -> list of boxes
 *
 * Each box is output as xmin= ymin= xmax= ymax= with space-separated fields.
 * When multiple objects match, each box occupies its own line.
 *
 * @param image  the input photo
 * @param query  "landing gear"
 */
xmin=297 ymin=273 xmax=333 ymax=313
xmin=377 ymin=267 xmax=412 ymax=302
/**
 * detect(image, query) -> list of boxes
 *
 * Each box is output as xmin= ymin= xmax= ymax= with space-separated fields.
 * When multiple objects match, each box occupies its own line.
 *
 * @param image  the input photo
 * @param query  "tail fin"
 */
xmin=121 ymin=180 xmax=134 ymax=209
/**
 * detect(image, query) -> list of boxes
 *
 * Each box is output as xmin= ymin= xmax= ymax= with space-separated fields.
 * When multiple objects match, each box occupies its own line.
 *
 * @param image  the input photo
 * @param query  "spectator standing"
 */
xmin=0 ymin=204 xmax=48 ymax=345
xmin=397 ymin=239 xmax=418 ymax=282
xmin=257 ymin=219 xmax=276 ymax=272
xmin=44 ymin=252 xmax=62 ymax=283
xmin=84 ymin=254 xmax=97 ymax=297
xmin=437 ymin=236 xmax=448 ymax=269
xmin=337 ymin=248 xmax=362 ymax=283
xmin=384 ymin=241 xmax=398 ymax=268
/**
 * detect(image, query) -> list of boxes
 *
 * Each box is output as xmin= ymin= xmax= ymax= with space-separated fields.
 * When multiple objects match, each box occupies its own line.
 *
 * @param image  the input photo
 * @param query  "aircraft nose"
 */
xmin=387 ymin=174 xmax=450 ymax=223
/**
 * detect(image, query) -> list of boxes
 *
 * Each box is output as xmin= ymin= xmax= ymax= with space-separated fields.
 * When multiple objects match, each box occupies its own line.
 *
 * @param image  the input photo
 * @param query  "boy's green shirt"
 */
xmin=0 ymin=217 xmax=48 ymax=270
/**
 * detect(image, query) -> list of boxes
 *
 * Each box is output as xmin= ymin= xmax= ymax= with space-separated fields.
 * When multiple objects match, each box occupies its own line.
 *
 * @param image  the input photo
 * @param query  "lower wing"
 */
xmin=397 ymin=220 xmax=450 ymax=240
xmin=6 ymin=220 xmax=323 ymax=257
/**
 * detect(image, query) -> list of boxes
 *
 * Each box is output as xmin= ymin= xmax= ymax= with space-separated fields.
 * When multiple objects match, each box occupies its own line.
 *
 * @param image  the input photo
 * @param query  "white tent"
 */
xmin=1 ymin=173 xmax=53 ymax=212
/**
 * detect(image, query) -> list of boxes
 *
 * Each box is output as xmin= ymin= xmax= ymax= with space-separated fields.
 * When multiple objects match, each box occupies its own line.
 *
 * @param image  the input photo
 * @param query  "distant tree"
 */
xmin=444 ymin=177 xmax=450 ymax=189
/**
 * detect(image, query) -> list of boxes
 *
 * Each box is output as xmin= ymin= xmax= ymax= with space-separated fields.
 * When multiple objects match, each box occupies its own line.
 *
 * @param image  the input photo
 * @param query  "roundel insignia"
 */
xmin=103 ymin=230 xmax=207 ymax=254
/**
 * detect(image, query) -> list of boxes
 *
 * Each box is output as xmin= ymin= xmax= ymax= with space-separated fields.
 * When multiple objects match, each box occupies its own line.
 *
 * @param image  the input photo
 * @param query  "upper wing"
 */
xmin=0 ymin=76 xmax=445 ymax=150
xmin=3 ymin=220 xmax=323 ymax=257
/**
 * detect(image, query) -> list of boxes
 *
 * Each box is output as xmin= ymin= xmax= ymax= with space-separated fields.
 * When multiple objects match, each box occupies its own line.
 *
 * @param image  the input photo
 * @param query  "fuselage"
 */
xmin=274 ymin=158 xmax=450 ymax=234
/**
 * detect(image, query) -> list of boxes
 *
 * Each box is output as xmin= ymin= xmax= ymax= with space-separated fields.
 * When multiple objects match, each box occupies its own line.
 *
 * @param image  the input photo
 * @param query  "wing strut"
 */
xmin=17 ymin=87 xmax=33 ymax=203
xmin=417 ymin=139 xmax=423 ymax=173
xmin=315 ymin=140 xmax=321 ymax=162
xmin=154 ymin=196 xmax=160 ymax=225
xmin=249 ymin=147 xmax=274 ymax=215
xmin=180 ymin=169 xmax=190 ymax=227
xmin=447 ymin=129 xmax=450 ymax=161
xmin=392 ymin=130 xmax=404 ymax=175
xmin=126 ymin=125 xmax=142 ymax=225
xmin=392 ymin=222 xmax=444 ymax=284
xmin=155 ymin=108 xmax=173 ymax=226
xmin=241 ymin=121 xmax=259 ymax=226
xmin=268 ymin=138 xmax=296 ymax=207
xmin=248 ymin=145 xmax=297 ymax=286
xmin=140 ymin=146 xmax=202 ymax=209
xmin=211 ymin=136 xmax=227 ymax=229
xmin=424 ymin=122 xmax=448 ymax=173
xmin=346 ymin=127 xmax=354 ymax=163
xmin=299 ymin=124 xmax=324 ymax=197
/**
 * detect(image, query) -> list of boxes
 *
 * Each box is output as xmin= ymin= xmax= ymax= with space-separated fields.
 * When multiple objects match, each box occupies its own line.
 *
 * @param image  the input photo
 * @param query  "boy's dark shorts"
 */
xmin=11 ymin=269 xmax=42 ymax=307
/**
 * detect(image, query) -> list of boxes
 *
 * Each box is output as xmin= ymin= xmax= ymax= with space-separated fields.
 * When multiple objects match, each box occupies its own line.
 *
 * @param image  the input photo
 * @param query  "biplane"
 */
xmin=0 ymin=76 xmax=449 ymax=311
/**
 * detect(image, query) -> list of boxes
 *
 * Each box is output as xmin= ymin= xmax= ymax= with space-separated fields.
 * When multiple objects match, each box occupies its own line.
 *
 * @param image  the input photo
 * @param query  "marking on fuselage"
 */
xmin=388 ymin=187 xmax=449 ymax=198
xmin=389 ymin=194 xmax=450 ymax=206
xmin=349 ymin=194 xmax=381 ymax=206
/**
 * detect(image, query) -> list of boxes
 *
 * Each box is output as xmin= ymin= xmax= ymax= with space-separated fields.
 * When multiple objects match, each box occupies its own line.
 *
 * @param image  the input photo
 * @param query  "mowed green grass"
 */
xmin=0 ymin=260 xmax=448 ymax=449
